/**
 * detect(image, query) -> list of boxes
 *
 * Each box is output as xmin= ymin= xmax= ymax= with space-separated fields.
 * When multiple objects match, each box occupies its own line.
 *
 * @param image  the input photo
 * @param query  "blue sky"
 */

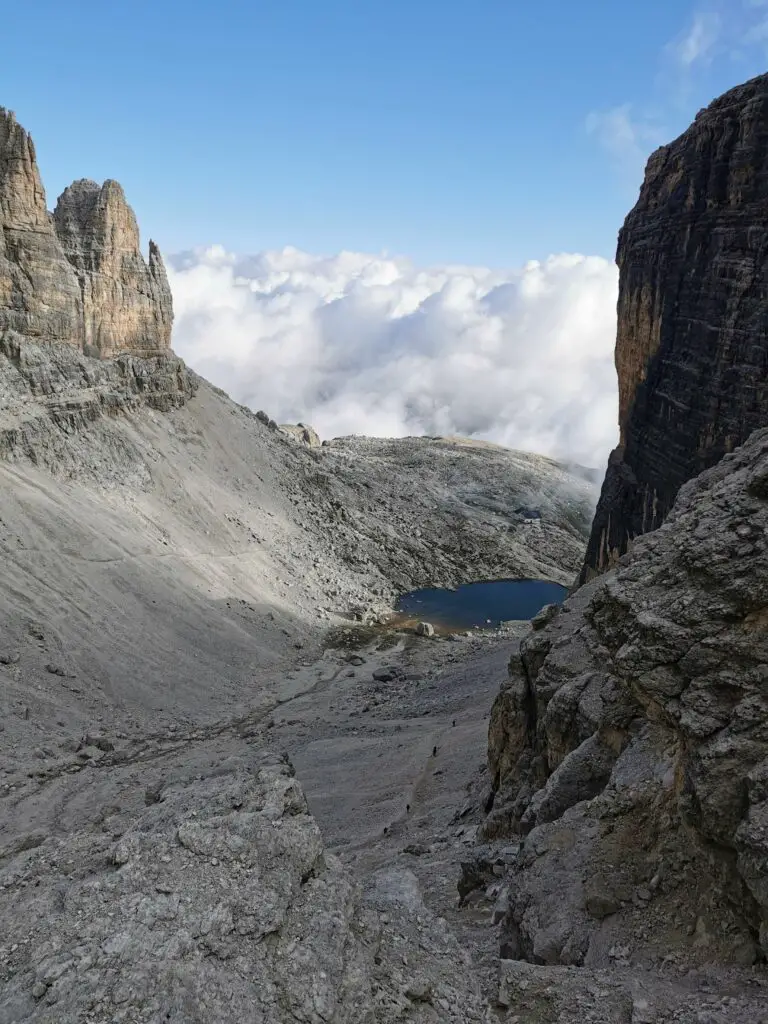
xmin=3 ymin=0 xmax=768 ymax=266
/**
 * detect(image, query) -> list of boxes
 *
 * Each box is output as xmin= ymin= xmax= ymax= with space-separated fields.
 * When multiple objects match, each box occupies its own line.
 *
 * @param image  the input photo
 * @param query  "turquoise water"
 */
xmin=395 ymin=578 xmax=567 ymax=631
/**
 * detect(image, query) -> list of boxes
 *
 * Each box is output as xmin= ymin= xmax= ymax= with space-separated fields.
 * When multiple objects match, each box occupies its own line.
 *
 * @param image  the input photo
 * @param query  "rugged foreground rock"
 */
xmin=484 ymin=427 xmax=768 ymax=990
xmin=0 ymin=741 xmax=487 ymax=1022
xmin=582 ymin=74 xmax=768 ymax=581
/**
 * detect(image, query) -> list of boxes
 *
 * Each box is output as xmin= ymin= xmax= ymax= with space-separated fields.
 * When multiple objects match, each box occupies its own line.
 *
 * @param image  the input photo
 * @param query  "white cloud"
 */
xmin=585 ymin=105 xmax=666 ymax=189
xmin=671 ymin=11 xmax=721 ymax=67
xmin=167 ymin=246 xmax=619 ymax=469
xmin=743 ymin=12 xmax=768 ymax=45
xmin=590 ymin=3 xmax=768 ymax=181
xmin=664 ymin=2 xmax=768 ymax=71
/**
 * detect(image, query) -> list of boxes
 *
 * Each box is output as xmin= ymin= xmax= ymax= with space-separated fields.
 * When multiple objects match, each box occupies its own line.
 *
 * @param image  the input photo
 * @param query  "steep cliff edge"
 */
xmin=0 ymin=107 xmax=172 ymax=359
xmin=0 ymin=109 xmax=83 ymax=345
xmin=582 ymin=74 xmax=768 ymax=581
xmin=0 ymin=107 xmax=191 ymax=483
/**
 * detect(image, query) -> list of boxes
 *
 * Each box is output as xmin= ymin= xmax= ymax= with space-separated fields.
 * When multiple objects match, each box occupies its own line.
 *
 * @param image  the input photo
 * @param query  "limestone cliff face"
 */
xmin=53 ymin=179 xmax=173 ymax=357
xmin=0 ymin=109 xmax=83 ymax=344
xmin=582 ymin=73 xmax=768 ymax=581
xmin=0 ymin=107 xmax=172 ymax=358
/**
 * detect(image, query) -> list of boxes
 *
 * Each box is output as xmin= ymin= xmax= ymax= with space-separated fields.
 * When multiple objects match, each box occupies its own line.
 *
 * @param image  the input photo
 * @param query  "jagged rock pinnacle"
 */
xmin=54 ymin=178 xmax=173 ymax=357
xmin=0 ymin=107 xmax=172 ymax=358
xmin=0 ymin=107 xmax=83 ymax=344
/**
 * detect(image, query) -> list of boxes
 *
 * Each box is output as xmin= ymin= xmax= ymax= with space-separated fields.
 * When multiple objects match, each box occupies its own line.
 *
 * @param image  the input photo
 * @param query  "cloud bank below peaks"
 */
xmin=167 ymin=245 xmax=619 ymax=469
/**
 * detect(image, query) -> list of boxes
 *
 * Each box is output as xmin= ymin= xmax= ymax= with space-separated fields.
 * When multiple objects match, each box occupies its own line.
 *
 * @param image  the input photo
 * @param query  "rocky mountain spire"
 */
xmin=0 ymin=107 xmax=83 ymax=344
xmin=53 ymin=179 xmax=173 ymax=357
xmin=581 ymin=73 xmax=768 ymax=582
xmin=0 ymin=107 xmax=173 ymax=358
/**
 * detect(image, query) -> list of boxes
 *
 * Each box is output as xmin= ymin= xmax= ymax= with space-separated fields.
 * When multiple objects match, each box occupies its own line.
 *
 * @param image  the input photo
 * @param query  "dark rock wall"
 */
xmin=582 ymin=74 xmax=768 ymax=580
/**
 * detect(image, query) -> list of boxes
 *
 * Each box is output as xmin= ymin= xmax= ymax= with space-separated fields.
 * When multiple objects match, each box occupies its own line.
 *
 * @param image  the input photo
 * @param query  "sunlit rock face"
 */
xmin=0 ymin=108 xmax=84 ymax=345
xmin=0 ymin=107 xmax=172 ymax=358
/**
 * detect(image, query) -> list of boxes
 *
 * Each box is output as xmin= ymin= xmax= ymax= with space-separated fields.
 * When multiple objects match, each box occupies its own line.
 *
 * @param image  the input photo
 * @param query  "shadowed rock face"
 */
xmin=486 ymin=427 xmax=768 ymax=967
xmin=0 ymin=108 xmax=172 ymax=358
xmin=582 ymin=73 xmax=768 ymax=582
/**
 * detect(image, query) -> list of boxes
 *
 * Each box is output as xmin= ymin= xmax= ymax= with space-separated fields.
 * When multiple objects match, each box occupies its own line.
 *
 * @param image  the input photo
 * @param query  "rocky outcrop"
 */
xmin=485 ymin=428 xmax=768 ymax=967
xmin=0 ymin=109 xmax=83 ymax=345
xmin=279 ymin=421 xmax=322 ymax=447
xmin=0 ymin=337 xmax=195 ymax=472
xmin=53 ymin=179 xmax=173 ymax=357
xmin=0 ymin=108 xmax=189 ymax=471
xmin=582 ymin=74 xmax=768 ymax=581
xmin=0 ymin=107 xmax=172 ymax=359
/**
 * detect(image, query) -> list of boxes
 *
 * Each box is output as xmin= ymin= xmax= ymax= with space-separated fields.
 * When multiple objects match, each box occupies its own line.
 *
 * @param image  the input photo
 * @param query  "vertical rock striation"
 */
xmin=53 ymin=179 xmax=173 ymax=357
xmin=0 ymin=108 xmax=83 ymax=343
xmin=0 ymin=107 xmax=172 ymax=358
xmin=581 ymin=73 xmax=768 ymax=581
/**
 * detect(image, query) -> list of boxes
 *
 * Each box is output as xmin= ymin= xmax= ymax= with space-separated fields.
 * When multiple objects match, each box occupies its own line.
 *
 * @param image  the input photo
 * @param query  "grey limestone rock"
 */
xmin=0 ymin=109 xmax=83 ymax=347
xmin=54 ymin=179 xmax=173 ymax=358
xmin=0 ymin=746 xmax=486 ymax=1022
xmin=0 ymin=336 xmax=195 ymax=472
xmin=485 ymin=427 xmax=768 ymax=966
xmin=1 ymin=108 xmax=172 ymax=361
xmin=278 ymin=421 xmax=322 ymax=447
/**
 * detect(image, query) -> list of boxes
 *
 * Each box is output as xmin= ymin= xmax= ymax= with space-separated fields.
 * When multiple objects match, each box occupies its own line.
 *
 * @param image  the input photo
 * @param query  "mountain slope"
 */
xmin=0 ymin=337 xmax=594 ymax=786
xmin=0 ymin=105 xmax=595 ymax=1021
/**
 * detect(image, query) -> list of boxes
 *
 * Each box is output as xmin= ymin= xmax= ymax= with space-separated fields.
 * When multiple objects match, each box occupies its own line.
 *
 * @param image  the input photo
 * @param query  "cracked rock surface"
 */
xmin=0 ymin=107 xmax=172 ymax=360
xmin=0 ymin=741 xmax=487 ymax=1023
xmin=476 ymin=427 xmax=768 ymax=1020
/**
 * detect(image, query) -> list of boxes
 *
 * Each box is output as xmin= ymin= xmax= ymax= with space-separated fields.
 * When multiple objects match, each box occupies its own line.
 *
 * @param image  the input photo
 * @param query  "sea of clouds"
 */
xmin=167 ymin=245 xmax=619 ymax=469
